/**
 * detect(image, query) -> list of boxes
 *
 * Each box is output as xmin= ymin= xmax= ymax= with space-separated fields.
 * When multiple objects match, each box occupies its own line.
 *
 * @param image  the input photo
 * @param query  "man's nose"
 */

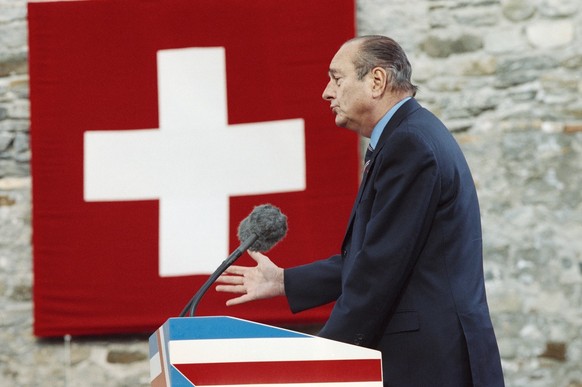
xmin=322 ymin=81 xmax=334 ymax=101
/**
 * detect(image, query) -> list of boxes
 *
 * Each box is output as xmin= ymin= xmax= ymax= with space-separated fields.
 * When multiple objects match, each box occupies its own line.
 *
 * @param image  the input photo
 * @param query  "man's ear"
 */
xmin=371 ymin=67 xmax=388 ymax=98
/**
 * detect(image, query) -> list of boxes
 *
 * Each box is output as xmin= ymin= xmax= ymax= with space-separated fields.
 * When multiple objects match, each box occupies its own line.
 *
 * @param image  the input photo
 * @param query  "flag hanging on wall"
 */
xmin=29 ymin=0 xmax=357 ymax=337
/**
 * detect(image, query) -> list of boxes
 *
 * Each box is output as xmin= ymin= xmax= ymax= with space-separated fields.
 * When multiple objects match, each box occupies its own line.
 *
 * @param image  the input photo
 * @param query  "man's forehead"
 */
xmin=328 ymin=41 xmax=358 ymax=74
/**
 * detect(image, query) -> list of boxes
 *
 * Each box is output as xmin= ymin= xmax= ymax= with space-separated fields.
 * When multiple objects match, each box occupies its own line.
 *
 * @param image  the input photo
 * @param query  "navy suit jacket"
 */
xmin=285 ymin=99 xmax=504 ymax=386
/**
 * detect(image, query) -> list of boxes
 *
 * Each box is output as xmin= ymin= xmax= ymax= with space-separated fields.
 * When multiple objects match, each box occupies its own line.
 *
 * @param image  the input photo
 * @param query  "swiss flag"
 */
xmin=29 ymin=0 xmax=357 ymax=337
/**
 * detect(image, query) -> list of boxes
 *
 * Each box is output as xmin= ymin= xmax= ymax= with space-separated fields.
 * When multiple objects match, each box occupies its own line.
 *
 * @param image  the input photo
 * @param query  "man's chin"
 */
xmin=334 ymin=116 xmax=348 ymax=128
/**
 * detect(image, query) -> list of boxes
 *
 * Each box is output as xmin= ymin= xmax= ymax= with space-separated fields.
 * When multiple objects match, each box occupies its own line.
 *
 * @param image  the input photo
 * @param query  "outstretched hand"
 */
xmin=215 ymin=251 xmax=285 ymax=306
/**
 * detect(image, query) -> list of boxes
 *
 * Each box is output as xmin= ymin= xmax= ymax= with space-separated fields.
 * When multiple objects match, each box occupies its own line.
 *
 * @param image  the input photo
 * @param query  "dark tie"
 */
xmin=364 ymin=143 xmax=373 ymax=174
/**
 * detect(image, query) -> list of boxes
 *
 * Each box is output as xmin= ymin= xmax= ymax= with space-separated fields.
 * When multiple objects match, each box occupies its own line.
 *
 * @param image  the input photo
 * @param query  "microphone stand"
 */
xmin=179 ymin=233 xmax=259 ymax=317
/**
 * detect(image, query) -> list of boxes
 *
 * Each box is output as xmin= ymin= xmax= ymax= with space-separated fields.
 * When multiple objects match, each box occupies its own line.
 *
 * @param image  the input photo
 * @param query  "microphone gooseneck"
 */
xmin=178 ymin=233 xmax=259 ymax=318
xmin=179 ymin=204 xmax=287 ymax=317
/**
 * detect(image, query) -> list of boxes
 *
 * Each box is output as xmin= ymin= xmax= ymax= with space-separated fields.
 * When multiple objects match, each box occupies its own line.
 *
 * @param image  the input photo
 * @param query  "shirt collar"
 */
xmin=369 ymin=97 xmax=412 ymax=149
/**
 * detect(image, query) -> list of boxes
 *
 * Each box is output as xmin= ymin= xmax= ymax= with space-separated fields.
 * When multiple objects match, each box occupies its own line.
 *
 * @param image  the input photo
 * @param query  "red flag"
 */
xmin=29 ymin=0 xmax=357 ymax=337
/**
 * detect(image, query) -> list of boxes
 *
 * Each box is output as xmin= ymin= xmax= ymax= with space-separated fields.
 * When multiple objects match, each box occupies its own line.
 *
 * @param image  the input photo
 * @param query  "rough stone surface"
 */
xmin=526 ymin=20 xmax=575 ymax=49
xmin=501 ymin=0 xmax=537 ymax=21
xmin=1 ymin=0 xmax=582 ymax=386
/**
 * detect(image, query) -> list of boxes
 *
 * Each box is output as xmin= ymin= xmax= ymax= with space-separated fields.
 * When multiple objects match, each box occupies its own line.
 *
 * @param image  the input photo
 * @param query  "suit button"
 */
xmin=354 ymin=333 xmax=365 ymax=345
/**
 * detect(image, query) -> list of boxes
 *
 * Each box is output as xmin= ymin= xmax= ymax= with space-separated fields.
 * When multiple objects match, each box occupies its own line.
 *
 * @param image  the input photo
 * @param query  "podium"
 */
xmin=149 ymin=316 xmax=383 ymax=386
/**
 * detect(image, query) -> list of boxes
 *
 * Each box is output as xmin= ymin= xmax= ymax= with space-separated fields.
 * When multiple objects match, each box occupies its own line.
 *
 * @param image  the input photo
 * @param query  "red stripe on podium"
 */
xmin=175 ymin=359 xmax=382 ymax=385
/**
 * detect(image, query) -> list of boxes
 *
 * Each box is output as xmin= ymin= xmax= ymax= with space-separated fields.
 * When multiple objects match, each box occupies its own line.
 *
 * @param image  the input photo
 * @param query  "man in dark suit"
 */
xmin=216 ymin=35 xmax=504 ymax=386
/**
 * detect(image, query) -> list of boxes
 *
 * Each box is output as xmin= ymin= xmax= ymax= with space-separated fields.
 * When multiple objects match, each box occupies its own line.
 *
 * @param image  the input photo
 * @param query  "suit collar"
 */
xmin=365 ymin=97 xmax=420 ymax=180
xmin=369 ymin=96 xmax=412 ymax=149
xmin=341 ymin=98 xmax=421 ymax=250
xmin=375 ymin=98 xmax=420 ymax=150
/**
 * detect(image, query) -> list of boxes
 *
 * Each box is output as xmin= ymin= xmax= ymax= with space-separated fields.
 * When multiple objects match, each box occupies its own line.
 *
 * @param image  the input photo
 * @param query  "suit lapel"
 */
xmin=341 ymin=98 xmax=422 ymax=250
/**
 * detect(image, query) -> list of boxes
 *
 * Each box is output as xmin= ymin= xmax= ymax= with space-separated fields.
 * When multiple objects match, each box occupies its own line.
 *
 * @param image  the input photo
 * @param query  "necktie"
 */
xmin=364 ymin=143 xmax=373 ymax=174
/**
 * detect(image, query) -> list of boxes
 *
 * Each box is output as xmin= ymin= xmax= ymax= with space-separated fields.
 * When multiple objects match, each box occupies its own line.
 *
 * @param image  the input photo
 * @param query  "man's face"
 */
xmin=322 ymin=41 xmax=373 ymax=137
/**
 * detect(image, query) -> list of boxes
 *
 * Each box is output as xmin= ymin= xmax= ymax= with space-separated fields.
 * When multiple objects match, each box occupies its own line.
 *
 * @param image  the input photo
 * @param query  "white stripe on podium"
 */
xmin=199 ymin=383 xmax=383 ymax=387
xmin=169 ymin=337 xmax=381 ymax=364
xmin=149 ymin=351 xmax=161 ymax=382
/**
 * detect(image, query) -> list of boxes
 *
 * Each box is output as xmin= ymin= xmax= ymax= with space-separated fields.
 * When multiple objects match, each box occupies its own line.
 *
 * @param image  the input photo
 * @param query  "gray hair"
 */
xmin=349 ymin=35 xmax=418 ymax=97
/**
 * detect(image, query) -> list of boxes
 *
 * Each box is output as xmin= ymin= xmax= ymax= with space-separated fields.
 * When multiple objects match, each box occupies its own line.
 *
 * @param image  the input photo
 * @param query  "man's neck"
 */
xmin=360 ymin=92 xmax=413 ymax=138
xmin=381 ymin=92 xmax=413 ymax=116
xmin=368 ymin=95 xmax=412 ymax=147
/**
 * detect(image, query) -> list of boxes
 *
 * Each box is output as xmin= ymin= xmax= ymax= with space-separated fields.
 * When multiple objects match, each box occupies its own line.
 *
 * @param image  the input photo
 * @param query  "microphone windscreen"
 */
xmin=237 ymin=204 xmax=288 ymax=252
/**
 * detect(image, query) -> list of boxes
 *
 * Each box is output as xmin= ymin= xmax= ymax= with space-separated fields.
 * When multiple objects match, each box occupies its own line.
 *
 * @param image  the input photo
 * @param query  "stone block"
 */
xmin=540 ymin=341 xmax=567 ymax=361
xmin=420 ymin=32 xmax=484 ymax=58
xmin=537 ymin=0 xmax=579 ymax=17
xmin=501 ymin=0 xmax=536 ymax=21
xmin=106 ymin=349 xmax=148 ymax=364
xmin=526 ymin=21 xmax=575 ymax=49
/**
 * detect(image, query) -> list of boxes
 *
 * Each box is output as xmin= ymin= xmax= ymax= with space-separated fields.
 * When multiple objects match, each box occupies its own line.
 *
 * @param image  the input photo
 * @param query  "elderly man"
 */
xmin=217 ymin=35 xmax=504 ymax=386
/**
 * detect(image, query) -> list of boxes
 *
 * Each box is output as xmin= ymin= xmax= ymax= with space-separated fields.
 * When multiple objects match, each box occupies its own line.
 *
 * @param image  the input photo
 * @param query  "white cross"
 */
xmin=84 ymin=47 xmax=305 ymax=277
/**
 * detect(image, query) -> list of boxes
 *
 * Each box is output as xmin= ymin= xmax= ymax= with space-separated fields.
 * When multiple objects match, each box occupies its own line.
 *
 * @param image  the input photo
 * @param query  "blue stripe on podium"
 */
xmin=166 ymin=317 xmax=309 ymax=340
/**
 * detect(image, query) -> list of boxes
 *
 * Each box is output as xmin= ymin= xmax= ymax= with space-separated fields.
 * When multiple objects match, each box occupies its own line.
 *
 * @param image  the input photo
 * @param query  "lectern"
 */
xmin=149 ymin=316 xmax=383 ymax=386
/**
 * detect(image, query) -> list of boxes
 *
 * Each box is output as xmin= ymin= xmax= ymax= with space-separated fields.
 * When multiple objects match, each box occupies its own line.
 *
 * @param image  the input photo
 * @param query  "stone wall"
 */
xmin=1 ymin=0 xmax=581 ymax=385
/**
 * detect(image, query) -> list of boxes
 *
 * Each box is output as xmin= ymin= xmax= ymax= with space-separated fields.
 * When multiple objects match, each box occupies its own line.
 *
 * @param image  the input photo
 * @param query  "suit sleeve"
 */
xmin=284 ymin=254 xmax=343 ymax=313
xmin=319 ymin=129 xmax=441 ymax=346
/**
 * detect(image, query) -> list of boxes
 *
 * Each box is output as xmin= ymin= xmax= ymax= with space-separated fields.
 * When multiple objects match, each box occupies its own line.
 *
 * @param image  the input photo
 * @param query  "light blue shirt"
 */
xmin=369 ymin=97 xmax=412 ymax=149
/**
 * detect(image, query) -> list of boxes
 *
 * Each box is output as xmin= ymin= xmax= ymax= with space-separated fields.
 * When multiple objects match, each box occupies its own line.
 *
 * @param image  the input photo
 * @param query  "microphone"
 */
xmin=179 ymin=204 xmax=288 ymax=317
xmin=237 ymin=203 xmax=288 ymax=253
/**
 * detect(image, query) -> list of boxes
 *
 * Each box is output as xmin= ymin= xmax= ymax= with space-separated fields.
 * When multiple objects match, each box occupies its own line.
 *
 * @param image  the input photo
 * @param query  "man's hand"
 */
xmin=215 ymin=251 xmax=285 ymax=306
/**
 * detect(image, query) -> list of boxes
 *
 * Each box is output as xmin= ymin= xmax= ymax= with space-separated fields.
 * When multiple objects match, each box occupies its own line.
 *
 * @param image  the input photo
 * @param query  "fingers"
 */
xmin=216 ymin=274 xmax=244 ymax=285
xmin=223 ymin=265 xmax=249 ymax=275
xmin=214 ymin=251 xmax=277 ymax=307
xmin=215 ymin=284 xmax=246 ymax=294
xmin=215 ymin=283 xmax=254 ymax=306
xmin=248 ymin=250 xmax=268 ymax=264
xmin=225 ymin=294 xmax=254 ymax=306
xmin=215 ymin=264 xmax=250 ymax=297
